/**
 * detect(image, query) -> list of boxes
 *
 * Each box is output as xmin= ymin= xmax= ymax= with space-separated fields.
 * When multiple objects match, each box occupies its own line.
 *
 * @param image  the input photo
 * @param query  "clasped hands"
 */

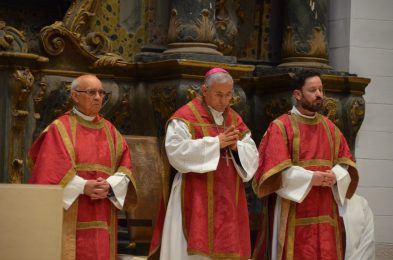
xmin=311 ymin=170 xmax=336 ymax=187
xmin=218 ymin=125 xmax=240 ymax=151
xmin=83 ymin=177 xmax=110 ymax=200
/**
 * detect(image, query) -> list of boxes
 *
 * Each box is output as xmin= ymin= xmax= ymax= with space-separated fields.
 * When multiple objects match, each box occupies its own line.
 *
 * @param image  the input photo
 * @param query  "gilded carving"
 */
xmin=308 ymin=27 xmax=327 ymax=58
xmin=151 ymin=87 xmax=177 ymax=121
xmin=196 ymin=9 xmax=216 ymax=42
xmin=282 ymin=26 xmax=298 ymax=58
xmin=350 ymin=99 xmax=365 ymax=128
xmin=282 ymin=26 xmax=327 ymax=59
xmin=10 ymin=159 xmax=24 ymax=184
xmin=186 ymin=86 xmax=199 ymax=101
xmin=9 ymin=69 xmax=34 ymax=183
xmin=0 ymin=21 xmax=28 ymax=52
xmin=215 ymin=0 xmax=238 ymax=55
xmin=93 ymin=52 xmax=125 ymax=68
xmin=63 ymin=0 xmax=98 ymax=35
xmin=167 ymin=9 xmax=180 ymax=43
xmin=265 ymin=97 xmax=292 ymax=121
xmin=40 ymin=0 xmax=114 ymax=63
xmin=322 ymin=97 xmax=339 ymax=125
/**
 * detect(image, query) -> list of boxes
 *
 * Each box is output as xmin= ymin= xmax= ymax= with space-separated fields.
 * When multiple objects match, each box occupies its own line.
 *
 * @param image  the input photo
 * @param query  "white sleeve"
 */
xmin=63 ymin=175 xmax=86 ymax=210
xmin=276 ymin=166 xmax=313 ymax=203
xmin=165 ymin=119 xmax=220 ymax=173
xmin=106 ymin=172 xmax=130 ymax=210
xmin=331 ymin=164 xmax=351 ymax=207
xmin=233 ymin=132 xmax=259 ymax=182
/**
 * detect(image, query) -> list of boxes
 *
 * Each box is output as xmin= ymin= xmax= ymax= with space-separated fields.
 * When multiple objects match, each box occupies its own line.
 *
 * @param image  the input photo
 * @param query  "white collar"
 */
xmin=291 ymin=106 xmax=316 ymax=119
xmin=73 ymin=107 xmax=95 ymax=121
xmin=207 ymin=105 xmax=224 ymax=125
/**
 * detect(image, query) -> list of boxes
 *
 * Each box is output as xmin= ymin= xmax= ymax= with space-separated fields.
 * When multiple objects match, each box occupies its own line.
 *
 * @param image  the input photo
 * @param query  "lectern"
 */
xmin=0 ymin=184 xmax=63 ymax=260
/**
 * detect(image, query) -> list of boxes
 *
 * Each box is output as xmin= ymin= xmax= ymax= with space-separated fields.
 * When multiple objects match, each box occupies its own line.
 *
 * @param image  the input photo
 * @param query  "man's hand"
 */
xmin=83 ymin=178 xmax=110 ymax=200
xmin=218 ymin=125 xmax=240 ymax=149
xmin=311 ymin=170 xmax=336 ymax=187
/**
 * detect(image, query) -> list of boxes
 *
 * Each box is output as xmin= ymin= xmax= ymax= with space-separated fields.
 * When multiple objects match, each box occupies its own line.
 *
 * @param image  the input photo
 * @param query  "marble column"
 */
xmin=279 ymin=0 xmax=331 ymax=69
xmin=164 ymin=0 xmax=222 ymax=55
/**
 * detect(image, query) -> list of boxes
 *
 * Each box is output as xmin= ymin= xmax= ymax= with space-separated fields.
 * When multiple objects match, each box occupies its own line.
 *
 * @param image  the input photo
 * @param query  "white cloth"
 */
xmin=340 ymin=194 xmax=375 ymax=260
xmin=62 ymin=107 xmax=130 ymax=210
xmin=271 ymin=106 xmax=352 ymax=259
xmin=160 ymin=106 xmax=259 ymax=260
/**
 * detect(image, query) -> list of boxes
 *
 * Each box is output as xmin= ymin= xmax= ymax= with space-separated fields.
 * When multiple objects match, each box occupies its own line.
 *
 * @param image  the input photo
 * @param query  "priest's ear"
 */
xmin=201 ymin=84 xmax=208 ymax=97
xmin=71 ymin=90 xmax=80 ymax=105
xmin=293 ymin=89 xmax=302 ymax=102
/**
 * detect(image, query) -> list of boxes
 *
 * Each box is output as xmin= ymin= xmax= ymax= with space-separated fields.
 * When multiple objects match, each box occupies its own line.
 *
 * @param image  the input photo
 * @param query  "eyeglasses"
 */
xmin=74 ymin=89 xmax=108 ymax=97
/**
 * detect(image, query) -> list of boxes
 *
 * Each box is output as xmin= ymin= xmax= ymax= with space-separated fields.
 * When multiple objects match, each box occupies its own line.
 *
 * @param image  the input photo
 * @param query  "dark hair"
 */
xmin=290 ymin=71 xmax=321 ymax=90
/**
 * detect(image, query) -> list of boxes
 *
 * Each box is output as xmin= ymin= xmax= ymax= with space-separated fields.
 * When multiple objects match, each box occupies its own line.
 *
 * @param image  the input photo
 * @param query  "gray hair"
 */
xmin=204 ymin=72 xmax=233 ymax=88
xmin=71 ymin=77 xmax=79 ymax=90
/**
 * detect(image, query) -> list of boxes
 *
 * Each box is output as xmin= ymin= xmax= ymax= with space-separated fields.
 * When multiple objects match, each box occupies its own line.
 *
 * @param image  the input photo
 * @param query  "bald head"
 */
xmin=71 ymin=74 xmax=104 ymax=117
xmin=71 ymin=74 xmax=101 ymax=91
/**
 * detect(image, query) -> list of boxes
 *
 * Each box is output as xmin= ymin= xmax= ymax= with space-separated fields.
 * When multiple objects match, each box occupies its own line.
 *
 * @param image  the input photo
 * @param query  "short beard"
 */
xmin=300 ymin=99 xmax=323 ymax=113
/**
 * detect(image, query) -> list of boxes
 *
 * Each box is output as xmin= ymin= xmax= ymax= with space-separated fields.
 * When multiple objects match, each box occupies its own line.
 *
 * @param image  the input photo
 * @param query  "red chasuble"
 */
xmin=28 ymin=111 xmax=136 ymax=260
xmin=252 ymin=112 xmax=358 ymax=260
xmin=149 ymin=97 xmax=251 ymax=259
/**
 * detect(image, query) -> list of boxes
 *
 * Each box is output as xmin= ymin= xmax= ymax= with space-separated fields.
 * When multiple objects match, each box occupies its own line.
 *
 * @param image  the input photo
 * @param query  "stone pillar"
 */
xmin=163 ymin=0 xmax=222 ymax=55
xmin=279 ymin=0 xmax=331 ymax=69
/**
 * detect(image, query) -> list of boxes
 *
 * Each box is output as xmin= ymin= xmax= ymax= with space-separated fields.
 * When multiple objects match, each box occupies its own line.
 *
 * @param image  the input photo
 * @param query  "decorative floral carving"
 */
xmin=196 ymin=9 xmax=216 ymax=42
xmin=282 ymin=26 xmax=298 ymax=57
xmin=9 ymin=69 xmax=34 ymax=184
xmin=94 ymin=52 xmax=125 ymax=68
xmin=215 ymin=0 xmax=238 ymax=55
xmin=13 ymin=69 xmax=34 ymax=100
xmin=322 ymin=97 xmax=339 ymax=125
xmin=308 ymin=27 xmax=327 ymax=58
xmin=350 ymin=99 xmax=365 ymax=128
xmin=167 ymin=9 xmax=181 ymax=43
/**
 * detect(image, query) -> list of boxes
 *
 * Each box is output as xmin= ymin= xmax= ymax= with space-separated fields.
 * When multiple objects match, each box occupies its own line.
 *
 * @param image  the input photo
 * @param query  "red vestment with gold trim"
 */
xmin=150 ymin=97 xmax=251 ymax=259
xmin=29 ymin=112 xmax=135 ymax=260
xmin=252 ymin=112 xmax=358 ymax=260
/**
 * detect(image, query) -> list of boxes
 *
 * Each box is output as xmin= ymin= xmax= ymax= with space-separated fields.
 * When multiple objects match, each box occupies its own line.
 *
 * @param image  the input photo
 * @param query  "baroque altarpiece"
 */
xmin=0 ymin=0 xmax=369 ymax=255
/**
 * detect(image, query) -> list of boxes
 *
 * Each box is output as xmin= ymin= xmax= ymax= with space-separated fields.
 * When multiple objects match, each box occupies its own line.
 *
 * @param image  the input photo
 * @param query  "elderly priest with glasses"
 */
xmin=28 ymin=74 xmax=137 ymax=260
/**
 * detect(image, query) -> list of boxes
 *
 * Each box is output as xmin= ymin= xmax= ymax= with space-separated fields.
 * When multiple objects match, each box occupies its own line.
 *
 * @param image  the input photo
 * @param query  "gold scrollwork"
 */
xmin=350 ymin=99 xmax=365 ymax=127
xmin=323 ymin=97 xmax=339 ymax=125
xmin=186 ymin=86 xmax=199 ymax=101
xmin=40 ymin=0 xmax=114 ymax=63
xmin=93 ymin=52 xmax=125 ymax=68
